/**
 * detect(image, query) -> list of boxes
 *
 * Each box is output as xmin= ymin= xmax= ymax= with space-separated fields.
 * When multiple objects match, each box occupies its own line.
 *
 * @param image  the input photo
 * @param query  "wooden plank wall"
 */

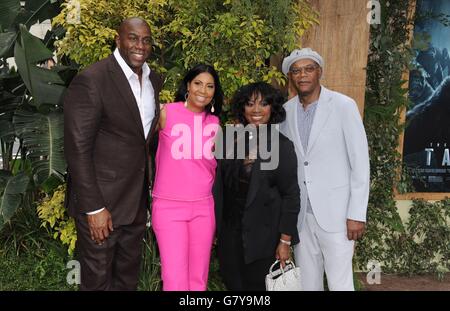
xmin=298 ymin=0 xmax=371 ymax=116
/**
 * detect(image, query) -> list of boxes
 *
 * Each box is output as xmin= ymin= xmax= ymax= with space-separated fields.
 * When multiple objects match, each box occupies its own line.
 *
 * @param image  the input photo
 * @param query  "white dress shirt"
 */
xmin=87 ymin=49 xmax=156 ymax=215
xmin=113 ymin=48 xmax=155 ymax=138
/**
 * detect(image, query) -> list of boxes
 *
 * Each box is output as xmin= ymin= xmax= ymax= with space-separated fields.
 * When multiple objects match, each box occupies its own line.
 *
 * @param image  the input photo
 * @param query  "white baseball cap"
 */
xmin=282 ymin=48 xmax=324 ymax=75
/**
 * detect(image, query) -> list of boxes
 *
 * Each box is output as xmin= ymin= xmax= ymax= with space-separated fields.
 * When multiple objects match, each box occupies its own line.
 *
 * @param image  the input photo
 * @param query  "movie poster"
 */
xmin=403 ymin=0 xmax=450 ymax=192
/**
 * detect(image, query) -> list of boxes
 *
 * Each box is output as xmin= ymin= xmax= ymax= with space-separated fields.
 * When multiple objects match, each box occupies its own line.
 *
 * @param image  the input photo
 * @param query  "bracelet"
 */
xmin=279 ymin=238 xmax=291 ymax=246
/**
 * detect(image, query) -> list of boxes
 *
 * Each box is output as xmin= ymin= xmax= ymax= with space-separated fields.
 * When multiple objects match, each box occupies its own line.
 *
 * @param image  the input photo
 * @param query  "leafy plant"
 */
xmin=0 ymin=0 xmax=73 ymax=230
xmin=138 ymin=230 xmax=162 ymax=291
xmin=14 ymin=25 xmax=66 ymax=107
xmin=14 ymin=110 xmax=65 ymax=187
xmin=0 ymin=238 xmax=76 ymax=290
xmin=37 ymin=184 xmax=76 ymax=254
xmin=0 ymin=0 xmax=61 ymax=59
xmin=355 ymin=0 xmax=450 ymax=277
xmin=53 ymin=0 xmax=318 ymax=105
xmin=0 ymin=171 xmax=30 ymax=226
xmin=404 ymin=199 xmax=450 ymax=278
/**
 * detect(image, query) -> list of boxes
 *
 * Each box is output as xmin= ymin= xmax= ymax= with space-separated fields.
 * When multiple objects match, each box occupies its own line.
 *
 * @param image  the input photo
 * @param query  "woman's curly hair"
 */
xmin=231 ymin=82 xmax=286 ymax=125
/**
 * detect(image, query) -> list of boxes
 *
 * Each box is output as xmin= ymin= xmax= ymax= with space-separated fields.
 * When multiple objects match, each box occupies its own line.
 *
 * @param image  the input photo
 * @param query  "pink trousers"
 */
xmin=151 ymin=196 xmax=215 ymax=291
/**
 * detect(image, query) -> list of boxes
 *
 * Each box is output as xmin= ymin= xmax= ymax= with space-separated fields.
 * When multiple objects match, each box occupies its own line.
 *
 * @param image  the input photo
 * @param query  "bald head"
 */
xmin=118 ymin=17 xmax=151 ymax=36
xmin=115 ymin=17 xmax=152 ymax=76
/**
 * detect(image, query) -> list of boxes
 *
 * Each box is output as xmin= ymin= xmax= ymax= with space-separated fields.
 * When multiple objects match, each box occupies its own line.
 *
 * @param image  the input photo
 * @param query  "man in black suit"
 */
xmin=64 ymin=17 xmax=162 ymax=290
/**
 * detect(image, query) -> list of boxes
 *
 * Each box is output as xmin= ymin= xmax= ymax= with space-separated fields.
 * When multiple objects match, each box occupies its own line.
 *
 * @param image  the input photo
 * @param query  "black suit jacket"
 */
xmin=64 ymin=55 xmax=162 ymax=225
xmin=214 ymin=128 xmax=300 ymax=264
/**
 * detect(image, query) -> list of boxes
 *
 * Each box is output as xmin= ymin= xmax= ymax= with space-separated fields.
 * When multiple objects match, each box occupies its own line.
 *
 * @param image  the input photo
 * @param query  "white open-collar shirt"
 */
xmin=113 ymin=48 xmax=155 ymax=139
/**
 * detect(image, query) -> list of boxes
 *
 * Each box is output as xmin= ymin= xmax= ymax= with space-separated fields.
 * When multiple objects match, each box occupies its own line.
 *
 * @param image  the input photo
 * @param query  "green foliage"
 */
xmin=162 ymin=0 xmax=317 ymax=100
xmin=356 ymin=0 xmax=450 ymax=277
xmin=206 ymin=245 xmax=226 ymax=290
xmin=0 ymin=0 xmax=21 ymax=32
xmin=53 ymin=0 xmax=168 ymax=69
xmin=0 ymin=238 xmax=76 ymax=290
xmin=138 ymin=230 xmax=162 ymax=291
xmin=403 ymin=199 xmax=450 ymax=278
xmin=0 ymin=171 xmax=30 ymax=230
xmin=13 ymin=110 xmax=66 ymax=186
xmin=0 ymin=67 xmax=24 ymax=173
xmin=14 ymin=24 xmax=66 ymax=107
xmin=37 ymin=184 xmax=76 ymax=254
xmin=0 ymin=224 xmax=76 ymax=291
xmin=356 ymin=0 xmax=413 ymax=272
xmin=0 ymin=181 xmax=76 ymax=290
xmin=0 ymin=178 xmax=76 ymax=290
xmin=0 ymin=0 xmax=62 ymax=58
xmin=0 ymin=1 xmax=73 ymax=230
xmin=1 ymin=197 xmax=42 ymax=254
xmin=370 ymin=198 xmax=450 ymax=278
xmin=53 ymin=0 xmax=318 ymax=104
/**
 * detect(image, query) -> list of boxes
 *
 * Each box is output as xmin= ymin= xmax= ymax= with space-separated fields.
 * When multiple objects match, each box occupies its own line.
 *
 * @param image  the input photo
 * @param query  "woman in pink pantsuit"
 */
xmin=151 ymin=64 xmax=223 ymax=291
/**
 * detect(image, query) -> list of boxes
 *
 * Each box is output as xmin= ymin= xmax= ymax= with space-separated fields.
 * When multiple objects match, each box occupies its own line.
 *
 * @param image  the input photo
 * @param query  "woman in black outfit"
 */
xmin=214 ymin=82 xmax=300 ymax=291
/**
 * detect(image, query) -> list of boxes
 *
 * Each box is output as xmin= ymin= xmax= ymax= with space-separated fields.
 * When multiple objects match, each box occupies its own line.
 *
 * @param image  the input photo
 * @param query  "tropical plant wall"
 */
xmin=0 ymin=0 xmax=76 ymax=231
xmin=356 ymin=0 xmax=449 ymax=277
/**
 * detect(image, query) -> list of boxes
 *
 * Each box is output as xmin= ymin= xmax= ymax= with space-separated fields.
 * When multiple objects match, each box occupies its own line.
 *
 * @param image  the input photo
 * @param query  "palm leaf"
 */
xmin=14 ymin=24 xmax=66 ymax=107
xmin=22 ymin=0 xmax=60 ymax=27
xmin=0 ymin=71 xmax=25 ymax=144
xmin=0 ymin=31 xmax=17 ymax=58
xmin=0 ymin=0 xmax=20 ymax=31
xmin=0 ymin=171 xmax=30 ymax=230
xmin=0 ymin=0 xmax=20 ymax=58
xmin=1 ymin=0 xmax=61 ymax=58
xmin=13 ymin=110 xmax=65 ymax=185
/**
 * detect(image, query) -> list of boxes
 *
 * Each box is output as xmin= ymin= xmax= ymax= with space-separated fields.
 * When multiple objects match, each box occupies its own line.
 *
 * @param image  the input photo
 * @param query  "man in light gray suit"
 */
xmin=280 ymin=48 xmax=370 ymax=291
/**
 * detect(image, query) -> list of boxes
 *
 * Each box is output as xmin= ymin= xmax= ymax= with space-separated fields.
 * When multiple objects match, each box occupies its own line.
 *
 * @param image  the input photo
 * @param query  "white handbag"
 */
xmin=265 ymin=259 xmax=302 ymax=291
